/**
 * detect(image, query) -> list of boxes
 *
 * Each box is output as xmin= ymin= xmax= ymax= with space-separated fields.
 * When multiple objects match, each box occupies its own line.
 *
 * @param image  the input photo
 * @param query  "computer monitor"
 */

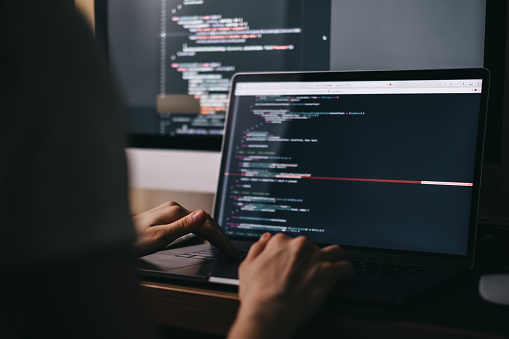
xmin=94 ymin=0 xmax=509 ymax=208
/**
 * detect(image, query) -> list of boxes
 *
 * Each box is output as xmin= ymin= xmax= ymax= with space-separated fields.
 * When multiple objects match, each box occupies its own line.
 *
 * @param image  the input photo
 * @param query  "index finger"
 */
xmin=244 ymin=232 xmax=272 ymax=262
xmin=193 ymin=214 xmax=240 ymax=259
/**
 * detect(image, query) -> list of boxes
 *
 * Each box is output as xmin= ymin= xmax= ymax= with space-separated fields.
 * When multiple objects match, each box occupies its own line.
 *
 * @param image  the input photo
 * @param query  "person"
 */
xmin=0 ymin=1 xmax=354 ymax=338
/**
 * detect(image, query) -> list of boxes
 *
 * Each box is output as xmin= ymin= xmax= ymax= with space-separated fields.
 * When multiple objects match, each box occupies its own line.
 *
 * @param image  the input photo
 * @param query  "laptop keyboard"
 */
xmin=175 ymin=249 xmax=429 ymax=279
xmin=350 ymin=260 xmax=430 ymax=279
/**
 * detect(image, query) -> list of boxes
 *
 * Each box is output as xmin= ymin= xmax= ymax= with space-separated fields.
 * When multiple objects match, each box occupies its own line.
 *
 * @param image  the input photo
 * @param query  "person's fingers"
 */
xmin=155 ymin=209 xmax=207 ymax=244
xmin=320 ymin=260 xmax=356 ymax=282
xmin=135 ymin=201 xmax=189 ymax=228
xmin=160 ymin=201 xmax=190 ymax=221
xmin=148 ymin=202 xmax=239 ymax=259
xmin=244 ymin=233 xmax=272 ymax=262
xmin=290 ymin=235 xmax=318 ymax=253
xmin=134 ymin=210 xmax=207 ymax=256
xmin=315 ymin=244 xmax=345 ymax=262
xmin=193 ymin=216 xmax=240 ymax=259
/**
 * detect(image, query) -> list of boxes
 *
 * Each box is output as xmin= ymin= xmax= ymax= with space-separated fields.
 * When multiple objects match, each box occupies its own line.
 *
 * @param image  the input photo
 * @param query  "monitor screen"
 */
xmin=96 ymin=0 xmax=500 ymax=153
xmin=216 ymin=71 xmax=488 ymax=255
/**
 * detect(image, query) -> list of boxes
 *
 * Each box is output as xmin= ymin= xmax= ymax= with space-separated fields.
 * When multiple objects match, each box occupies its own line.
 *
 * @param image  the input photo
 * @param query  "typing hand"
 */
xmin=132 ymin=201 xmax=239 ymax=258
xmin=229 ymin=233 xmax=354 ymax=339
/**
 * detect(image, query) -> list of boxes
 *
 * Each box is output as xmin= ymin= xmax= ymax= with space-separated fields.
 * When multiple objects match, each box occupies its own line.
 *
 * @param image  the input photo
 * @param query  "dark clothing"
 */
xmin=0 ymin=1 xmax=143 ymax=338
xmin=0 ymin=0 xmax=135 ymax=270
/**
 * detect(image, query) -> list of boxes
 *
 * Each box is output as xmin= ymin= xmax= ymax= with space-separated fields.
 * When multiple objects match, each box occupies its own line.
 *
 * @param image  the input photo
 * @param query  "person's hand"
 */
xmin=229 ymin=233 xmax=354 ymax=339
xmin=132 ymin=201 xmax=239 ymax=258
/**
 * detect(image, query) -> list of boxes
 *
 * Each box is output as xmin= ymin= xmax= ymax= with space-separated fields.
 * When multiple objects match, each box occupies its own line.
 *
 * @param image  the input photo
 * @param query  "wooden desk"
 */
xmin=140 ymin=280 xmax=238 ymax=335
xmin=140 ymin=271 xmax=509 ymax=339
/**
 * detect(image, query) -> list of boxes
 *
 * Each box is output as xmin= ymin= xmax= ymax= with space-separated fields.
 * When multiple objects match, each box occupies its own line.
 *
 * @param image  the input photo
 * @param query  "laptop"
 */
xmin=138 ymin=68 xmax=490 ymax=304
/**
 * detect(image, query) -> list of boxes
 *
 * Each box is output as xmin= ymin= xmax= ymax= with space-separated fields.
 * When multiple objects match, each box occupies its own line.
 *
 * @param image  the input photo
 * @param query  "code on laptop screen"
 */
xmin=216 ymin=79 xmax=483 ymax=255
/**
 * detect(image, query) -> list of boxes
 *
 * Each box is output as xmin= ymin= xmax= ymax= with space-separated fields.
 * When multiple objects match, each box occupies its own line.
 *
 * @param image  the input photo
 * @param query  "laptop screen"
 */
xmin=215 ymin=70 xmax=488 ymax=256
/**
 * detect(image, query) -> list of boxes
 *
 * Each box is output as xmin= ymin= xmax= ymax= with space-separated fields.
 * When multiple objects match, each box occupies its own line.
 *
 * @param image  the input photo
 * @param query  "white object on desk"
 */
xmin=479 ymin=274 xmax=509 ymax=306
xmin=126 ymin=148 xmax=221 ymax=193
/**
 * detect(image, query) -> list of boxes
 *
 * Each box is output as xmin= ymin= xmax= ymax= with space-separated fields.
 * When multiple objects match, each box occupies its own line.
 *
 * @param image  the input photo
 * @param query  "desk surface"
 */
xmin=139 ymin=270 xmax=509 ymax=338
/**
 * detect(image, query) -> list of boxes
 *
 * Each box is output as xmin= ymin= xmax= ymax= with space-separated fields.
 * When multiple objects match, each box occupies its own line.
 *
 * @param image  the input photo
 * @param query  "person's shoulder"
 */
xmin=0 ymin=0 xmax=134 ymax=270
